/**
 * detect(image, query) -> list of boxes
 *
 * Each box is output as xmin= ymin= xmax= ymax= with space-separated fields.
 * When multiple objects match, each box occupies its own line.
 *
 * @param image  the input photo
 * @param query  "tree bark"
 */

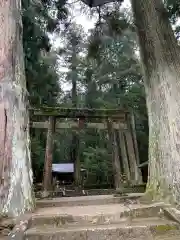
xmin=107 ymin=119 xmax=122 ymax=189
xmin=43 ymin=116 xmax=55 ymax=194
xmin=131 ymin=0 xmax=180 ymax=203
xmin=0 ymin=0 xmax=34 ymax=216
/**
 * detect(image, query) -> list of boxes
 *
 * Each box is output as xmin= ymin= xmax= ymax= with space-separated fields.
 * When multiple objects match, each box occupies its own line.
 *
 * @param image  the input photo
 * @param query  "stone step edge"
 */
xmin=25 ymin=219 xmax=179 ymax=236
xmin=36 ymin=194 xmax=144 ymax=208
xmin=30 ymin=204 xmax=171 ymax=226
xmin=29 ymin=215 xmax=176 ymax=229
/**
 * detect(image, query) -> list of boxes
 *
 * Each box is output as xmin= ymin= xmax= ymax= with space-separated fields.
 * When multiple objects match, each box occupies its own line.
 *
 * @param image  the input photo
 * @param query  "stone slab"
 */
xmin=25 ymin=218 xmax=180 ymax=240
xmin=36 ymin=194 xmax=144 ymax=208
xmin=29 ymin=202 xmax=171 ymax=228
xmin=163 ymin=207 xmax=180 ymax=224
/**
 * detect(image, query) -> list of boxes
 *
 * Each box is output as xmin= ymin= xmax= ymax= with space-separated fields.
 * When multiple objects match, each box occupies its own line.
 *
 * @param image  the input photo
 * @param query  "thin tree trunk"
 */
xmin=43 ymin=116 xmax=55 ymax=195
xmin=70 ymin=45 xmax=80 ymax=186
xmin=107 ymin=119 xmax=122 ymax=189
xmin=71 ymin=112 xmax=80 ymax=187
xmin=0 ymin=0 xmax=34 ymax=217
xmin=131 ymin=0 xmax=180 ymax=203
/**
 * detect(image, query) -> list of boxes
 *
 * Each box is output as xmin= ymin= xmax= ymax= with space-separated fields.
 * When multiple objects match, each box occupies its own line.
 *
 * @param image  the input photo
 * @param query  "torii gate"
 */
xmin=30 ymin=107 xmax=142 ymax=193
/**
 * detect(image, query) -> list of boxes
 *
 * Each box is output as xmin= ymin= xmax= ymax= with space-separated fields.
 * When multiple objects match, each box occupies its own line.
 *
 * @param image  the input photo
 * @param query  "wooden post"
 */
xmin=124 ymin=113 xmax=142 ymax=184
xmin=107 ymin=119 xmax=122 ymax=189
xmin=43 ymin=116 xmax=55 ymax=196
xmin=130 ymin=112 xmax=140 ymax=166
xmin=118 ymin=130 xmax=131 ymax=183
xmin=124 ymin=131 xmax=138 ymax=184
xmin=74 ymin=118 xmax=85 ymax=187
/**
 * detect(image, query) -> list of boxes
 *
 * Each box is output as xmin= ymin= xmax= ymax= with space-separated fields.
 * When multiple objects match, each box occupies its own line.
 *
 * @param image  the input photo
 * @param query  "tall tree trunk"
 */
xmin=71 ymin=48 xmax=80 ymax=186
xmin=43 ymin=116 xmax=55 ymax=195
xmin=131 ymin=0 xmax=180 ymax=203
xmin=85 ymin=68 xmax=97 ymax=109
xmin=0 ymin=0 xmax=34 ymax=216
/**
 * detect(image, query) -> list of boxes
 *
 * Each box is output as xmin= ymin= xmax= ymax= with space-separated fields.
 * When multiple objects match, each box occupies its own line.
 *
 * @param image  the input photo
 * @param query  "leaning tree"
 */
xmin=0 ymin=0 xmax=34 ymax=216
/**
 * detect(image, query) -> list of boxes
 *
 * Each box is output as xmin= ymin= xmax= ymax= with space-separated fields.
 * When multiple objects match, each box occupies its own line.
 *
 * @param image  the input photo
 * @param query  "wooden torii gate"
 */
xmin=30 ymin=107 xmax=142 ymax=193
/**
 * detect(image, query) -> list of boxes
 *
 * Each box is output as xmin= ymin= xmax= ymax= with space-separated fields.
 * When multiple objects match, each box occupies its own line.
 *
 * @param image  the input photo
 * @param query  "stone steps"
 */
xmin=30 ymin=204 xmax=168 ymax=228
xmin=36 ymin=194 xmax=143 ymax=208
xmin=24 ymin=200 xmax=180 ymax=239
xmin=25 ymin=218 xmax=180 ymax=240
xmin=22 ymin=196 xmax=180 ymax=240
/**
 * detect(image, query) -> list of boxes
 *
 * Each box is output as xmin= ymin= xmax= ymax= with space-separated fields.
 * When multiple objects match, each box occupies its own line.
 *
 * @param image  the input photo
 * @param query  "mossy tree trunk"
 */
xmin=131 ymin=0 xmax=180 ymax=203
xmin=0 ymin=0 xmax=34 ymax=217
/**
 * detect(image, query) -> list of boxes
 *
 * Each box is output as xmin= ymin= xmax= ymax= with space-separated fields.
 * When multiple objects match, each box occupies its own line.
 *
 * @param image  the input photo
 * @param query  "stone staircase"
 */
xmin=36 ymin=194 xmax=143 ymax=208
xmin=22 ymin=195 xmax=180 ymax=240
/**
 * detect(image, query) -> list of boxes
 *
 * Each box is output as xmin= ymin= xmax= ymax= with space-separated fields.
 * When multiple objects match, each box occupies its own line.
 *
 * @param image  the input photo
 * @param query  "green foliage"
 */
xmin=28 ymin=0 xmax=180 ymax=186
xmin=22 ymin=0 xmax=63 ymax=107
xmin=83 ymin=147 xmax=113 ymax=185
xmin=166 ymin=0 xmax=180 ymax=20
xmin=22 ymin=0 xmax=68 ymax=181
xmin=76 ymin=8 xmax=148 ymax=185
xmin=165 ymin=0 xmax=180 ymax=39
xmin=30 ymin=6 xmax=149 ymax=186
